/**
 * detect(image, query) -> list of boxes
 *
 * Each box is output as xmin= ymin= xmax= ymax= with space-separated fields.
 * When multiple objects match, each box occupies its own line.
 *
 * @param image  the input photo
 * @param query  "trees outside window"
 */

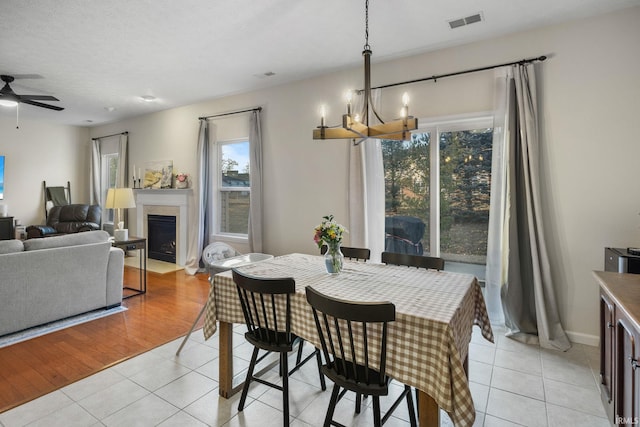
xmin=218 ymin=140 xmax=250 ymax=235
xmin=382 ymin=116 xmax=493 ymax=266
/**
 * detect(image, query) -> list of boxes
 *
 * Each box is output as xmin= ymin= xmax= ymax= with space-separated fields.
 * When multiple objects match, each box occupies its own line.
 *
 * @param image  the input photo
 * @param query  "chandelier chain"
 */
xmin=363 ymin=0 xmax=370 ymax=51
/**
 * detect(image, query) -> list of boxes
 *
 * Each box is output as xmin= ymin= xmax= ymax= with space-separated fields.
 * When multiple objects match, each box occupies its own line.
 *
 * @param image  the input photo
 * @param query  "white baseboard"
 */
xmin=566 ymin=330 xmax=599 ymax=347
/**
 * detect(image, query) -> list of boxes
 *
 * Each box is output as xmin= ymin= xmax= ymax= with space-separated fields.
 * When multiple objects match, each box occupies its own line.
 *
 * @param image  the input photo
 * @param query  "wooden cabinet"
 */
xmin=600 ymin=290 xmax=615 ymax=418
xmin=615 ymin=314 xmax=640 ymax=425
xmin=594 ymin=271 xmax=640 ymax=426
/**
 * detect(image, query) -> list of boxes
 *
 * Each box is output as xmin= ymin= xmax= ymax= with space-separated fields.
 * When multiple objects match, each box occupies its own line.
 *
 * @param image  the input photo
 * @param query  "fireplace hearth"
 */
xmin=147 ymin=214 xmax=176 ymax=263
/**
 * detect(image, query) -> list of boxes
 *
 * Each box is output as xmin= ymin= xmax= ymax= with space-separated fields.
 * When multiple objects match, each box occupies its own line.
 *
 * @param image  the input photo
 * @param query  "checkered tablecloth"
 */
xmin=203 ymin=253 xmax=493 ymax=427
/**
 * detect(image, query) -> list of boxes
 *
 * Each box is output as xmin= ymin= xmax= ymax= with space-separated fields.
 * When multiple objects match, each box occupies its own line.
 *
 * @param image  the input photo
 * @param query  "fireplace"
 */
xmin=147 ymin=214 xmax=177 ymax=263
xmin=134 ymin=189 xmax=190 ymax=266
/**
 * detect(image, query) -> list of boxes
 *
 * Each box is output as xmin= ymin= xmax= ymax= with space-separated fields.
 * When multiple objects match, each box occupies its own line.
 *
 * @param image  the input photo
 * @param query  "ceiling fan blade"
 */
xmin=20 ymin=99 xmax=64 ymax=111
xmin=17 ymin=94 xmax=60 ymax=101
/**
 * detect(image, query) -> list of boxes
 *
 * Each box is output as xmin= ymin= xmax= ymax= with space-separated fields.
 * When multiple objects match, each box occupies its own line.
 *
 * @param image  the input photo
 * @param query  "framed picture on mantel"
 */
xmin=143 ymin=160 xmax=173 ymax=189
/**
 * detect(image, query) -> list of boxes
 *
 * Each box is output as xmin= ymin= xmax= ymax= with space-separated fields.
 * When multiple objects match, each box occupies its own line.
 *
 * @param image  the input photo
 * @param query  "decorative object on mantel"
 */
xmin=314 ymin=214 xmax=347 ymax=274
xmin=174 ymin=172 xmax=190 ymax=189
xmin=143 ymin=160 xmax=173 ymax=189
xmin=312 ymin=0 xmax=417 ymax=145
xmin=105 ymin=187 xmax=136 ymax=241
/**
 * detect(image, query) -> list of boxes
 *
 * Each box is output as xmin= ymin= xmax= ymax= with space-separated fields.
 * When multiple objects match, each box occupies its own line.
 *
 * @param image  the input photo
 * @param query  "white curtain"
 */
xmin=485 ymin=65 xmax=570 ymax=351
xmin=90 ymin=139 xmax=102 ymax=206
xmin=248 ymin=110 xmax=263 ymax=252
xmin=90 ymin=133 xmax=128 ymax=227
xmin=116 ymin=134 xmax=128 ymax=188
xmin=185 ymin=119 xmax=215 ymax=275
xmin=348 ymin=89 xmax=385 ymax=263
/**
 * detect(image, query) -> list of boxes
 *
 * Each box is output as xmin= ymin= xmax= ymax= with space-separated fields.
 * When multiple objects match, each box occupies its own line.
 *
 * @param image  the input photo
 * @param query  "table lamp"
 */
xmin=105 ymin=187 xmax=136 ymax=241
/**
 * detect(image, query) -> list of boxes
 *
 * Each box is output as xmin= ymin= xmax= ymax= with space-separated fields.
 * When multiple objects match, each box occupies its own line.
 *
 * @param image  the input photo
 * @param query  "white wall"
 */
xmin=0 ymin=118 xmax=90 ymax=226
xmin=4 ymin=6 xmax=639 ymax=343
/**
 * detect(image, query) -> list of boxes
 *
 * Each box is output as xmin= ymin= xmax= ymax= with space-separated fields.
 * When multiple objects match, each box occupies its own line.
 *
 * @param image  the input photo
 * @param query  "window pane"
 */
xmin=439 ymin=128 xmax=492 ymax=264
xmin=220 ymin=190 xmax=249 ymax=234
xmin=382 ymin=133 xmax=431 ymax=255
xmin=102 ymin=154 xmax=119 ymax=223
xmin=221 ymin=141 xmax=250 ymax=187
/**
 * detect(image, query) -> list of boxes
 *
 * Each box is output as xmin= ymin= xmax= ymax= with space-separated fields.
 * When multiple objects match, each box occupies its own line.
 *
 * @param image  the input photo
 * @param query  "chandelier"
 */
xmin=313 ymin=0 xmax=418 ymax=144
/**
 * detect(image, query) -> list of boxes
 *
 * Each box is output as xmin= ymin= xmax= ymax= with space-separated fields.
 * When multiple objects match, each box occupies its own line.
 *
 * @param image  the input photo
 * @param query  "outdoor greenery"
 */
xmin=382 ymin=128 xmax=493 ymax=259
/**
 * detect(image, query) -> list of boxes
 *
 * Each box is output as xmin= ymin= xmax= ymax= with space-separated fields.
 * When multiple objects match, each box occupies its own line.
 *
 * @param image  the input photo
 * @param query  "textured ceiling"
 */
xmin=1 ymin=0 xmax=639 ymax=127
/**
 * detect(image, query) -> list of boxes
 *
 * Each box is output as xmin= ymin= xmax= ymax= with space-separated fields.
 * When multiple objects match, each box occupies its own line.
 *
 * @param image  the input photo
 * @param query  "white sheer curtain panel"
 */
xmin=90 ymin=139 xmax=102 ymax=206
xmin=248 ymin=110 xmax=263 ymax=252
xmin=485 ymin=68 xmax=512 ymax=324
xmin=90 ymin=133 xmax=128 ymax=227
xmin=185 ymin=119 xmax=215 ymax=275
xmin=348 ymin=89 xmax=385 ymax=263
xmin=486 ymin=65 xmax=570 ymax=351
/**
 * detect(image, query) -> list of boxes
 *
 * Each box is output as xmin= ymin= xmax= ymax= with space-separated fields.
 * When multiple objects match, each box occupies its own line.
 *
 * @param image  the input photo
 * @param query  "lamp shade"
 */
xmin=105 ymin=188 xmax=136 ymax=209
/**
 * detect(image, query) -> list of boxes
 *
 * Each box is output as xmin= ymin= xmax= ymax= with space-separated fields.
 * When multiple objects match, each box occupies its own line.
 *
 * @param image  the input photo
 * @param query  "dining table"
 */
xmin=203 ymin=253 xmax=493 ymax=427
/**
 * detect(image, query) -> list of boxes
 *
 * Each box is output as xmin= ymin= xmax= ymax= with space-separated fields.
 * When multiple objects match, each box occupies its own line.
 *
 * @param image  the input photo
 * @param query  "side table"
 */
xmin=112 ymin=236 xmax=147 ymax=299
xmin=0 ymin=216 xmax=14 ymax=240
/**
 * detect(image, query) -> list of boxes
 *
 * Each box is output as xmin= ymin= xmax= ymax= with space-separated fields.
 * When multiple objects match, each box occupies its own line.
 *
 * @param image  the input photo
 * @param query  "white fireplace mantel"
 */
xmin=134 ymin=189 xmax=191 ymax=266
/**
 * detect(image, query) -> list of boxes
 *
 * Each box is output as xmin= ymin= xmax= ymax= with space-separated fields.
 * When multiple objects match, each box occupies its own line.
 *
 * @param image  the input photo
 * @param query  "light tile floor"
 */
xmin=0 ymin=323 xmax=610 ymax=427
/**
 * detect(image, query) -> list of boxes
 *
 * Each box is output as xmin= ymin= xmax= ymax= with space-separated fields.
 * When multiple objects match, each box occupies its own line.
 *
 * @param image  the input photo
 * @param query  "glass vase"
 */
xmin=324 ymin=241 xmax=344 ymax=274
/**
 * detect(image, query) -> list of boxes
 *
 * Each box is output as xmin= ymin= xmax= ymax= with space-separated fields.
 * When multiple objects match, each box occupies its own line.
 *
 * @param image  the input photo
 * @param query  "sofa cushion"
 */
xmin=0 ymin=239 xmax=24 ymax=254
xmin=23 ymin=230 xmax=110 ymax=251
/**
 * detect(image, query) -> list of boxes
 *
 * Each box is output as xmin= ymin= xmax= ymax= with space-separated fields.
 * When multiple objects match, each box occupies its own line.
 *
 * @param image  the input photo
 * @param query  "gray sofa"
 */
xmin=0 ymin=230 xmax=124 ymax=337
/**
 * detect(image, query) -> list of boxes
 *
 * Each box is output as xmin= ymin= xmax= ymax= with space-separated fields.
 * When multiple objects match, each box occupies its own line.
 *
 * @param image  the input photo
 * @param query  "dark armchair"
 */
xmin=26 ymin=204 xmax=101 ymax=238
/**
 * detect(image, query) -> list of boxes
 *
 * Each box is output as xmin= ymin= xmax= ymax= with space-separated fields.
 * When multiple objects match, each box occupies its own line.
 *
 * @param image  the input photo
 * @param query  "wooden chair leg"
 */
xmin=324 ymin=384 xmax=341 ymax=427
xmin=315 ymin=349 xmax=326 ymax=391
xmin=238 ymin=347 xmax=260 ymax=411
xmin=296 ymin=340 xmax=304 ymax=365
xmin=406 ymin=385 xmax=417 ymax=427
xmin=372 ymin=396 xmax=382 ymax=427
xmin=281 ymin=352 xmax=290 ymax=427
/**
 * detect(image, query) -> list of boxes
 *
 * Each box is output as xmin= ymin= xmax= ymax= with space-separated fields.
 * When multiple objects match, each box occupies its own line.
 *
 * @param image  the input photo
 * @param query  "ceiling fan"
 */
xmin=0 ymin=75 xmax=64 ymax=111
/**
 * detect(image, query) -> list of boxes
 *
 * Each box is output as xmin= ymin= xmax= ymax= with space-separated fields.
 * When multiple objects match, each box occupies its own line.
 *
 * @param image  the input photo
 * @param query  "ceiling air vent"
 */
xmin=448 ymin=13 xmax=483 ymax=29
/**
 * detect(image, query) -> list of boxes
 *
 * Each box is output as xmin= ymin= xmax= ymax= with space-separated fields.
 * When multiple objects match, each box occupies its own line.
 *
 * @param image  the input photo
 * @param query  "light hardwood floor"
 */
xmin=0 ymin=267 xmax=210 ymax=414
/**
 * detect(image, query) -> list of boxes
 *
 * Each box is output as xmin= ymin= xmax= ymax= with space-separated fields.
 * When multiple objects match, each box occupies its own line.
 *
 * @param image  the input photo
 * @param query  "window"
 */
xmin=382 ymin=115 xmax=493 ymax=272
xmin=217 ymin=139 xmax=250 ymax=236
xmin=102 ymin=153 xmax=119 ymax=224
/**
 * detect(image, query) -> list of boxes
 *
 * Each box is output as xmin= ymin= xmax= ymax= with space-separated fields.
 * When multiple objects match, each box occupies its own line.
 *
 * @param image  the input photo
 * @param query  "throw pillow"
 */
xmin=0 ymin=239 xmax=24 ymax=254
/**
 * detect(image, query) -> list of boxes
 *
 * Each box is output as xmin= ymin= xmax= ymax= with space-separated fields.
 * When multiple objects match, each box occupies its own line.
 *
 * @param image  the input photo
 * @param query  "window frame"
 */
xmin=417 ymin=113 xmax=494 ymax=257
xmin=212 ymin=137 xmax=251 ymax=243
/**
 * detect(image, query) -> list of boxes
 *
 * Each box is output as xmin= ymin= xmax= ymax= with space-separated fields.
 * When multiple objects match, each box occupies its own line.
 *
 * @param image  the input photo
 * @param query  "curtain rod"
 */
xmin=199 ymin=106 xmax=262 ymax=120
xmin=370 ymin=55 xmax=548 ymax=91
xmin=92 ymin=131 xmax=128 ymax=140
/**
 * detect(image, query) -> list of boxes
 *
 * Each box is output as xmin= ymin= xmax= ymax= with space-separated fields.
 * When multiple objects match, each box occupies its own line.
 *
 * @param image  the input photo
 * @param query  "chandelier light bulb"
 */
xmin=402 ymin=92 xmax=410 ymax=107
xmin=346 ymin=91 xmax=353 ymax=104
xmin=0 ymin=99 xmax=18 ymax=107
xmin=401 ymin=92 xmax=410 ymax=118
xmin=320 ymin=105 xmax=326 ymax=127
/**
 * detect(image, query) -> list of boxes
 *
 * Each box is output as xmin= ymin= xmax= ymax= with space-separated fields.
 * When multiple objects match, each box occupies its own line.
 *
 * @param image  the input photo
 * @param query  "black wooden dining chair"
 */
xmin=321 ymin=245 xmax=371 ymax=262
xmin=232 ymin=269 xmax=326 ymax=426
xmin=305 ymin=286 xmax=417 ymax=427
xmin=381 ymin=251 xmax=445 ymax=271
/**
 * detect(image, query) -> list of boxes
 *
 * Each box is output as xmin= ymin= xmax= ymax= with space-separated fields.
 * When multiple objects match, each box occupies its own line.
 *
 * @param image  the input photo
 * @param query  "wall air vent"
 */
xmin=448 ymin=13 xmax=483 ymax=29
